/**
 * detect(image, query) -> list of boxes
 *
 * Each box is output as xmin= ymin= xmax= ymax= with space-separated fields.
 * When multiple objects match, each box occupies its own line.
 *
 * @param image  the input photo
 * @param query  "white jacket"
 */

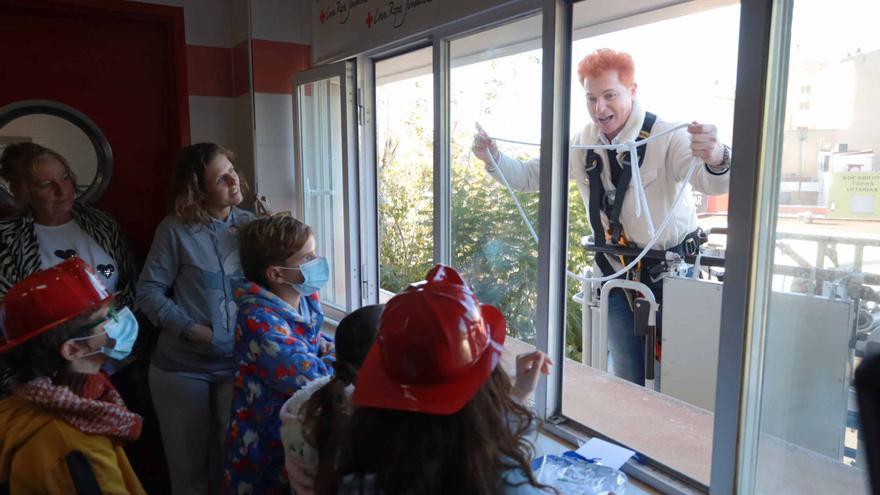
xmin=279 ymin=375 xmax=339 ymax=465
xmin=279 ymin=375 xmax=350 ymax=495
xmin=488 ymin=100 xmax=730 ymax=250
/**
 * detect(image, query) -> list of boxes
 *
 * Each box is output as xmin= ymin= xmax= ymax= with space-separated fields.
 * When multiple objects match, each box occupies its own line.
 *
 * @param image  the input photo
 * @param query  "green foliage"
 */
xmin=377 ymin=131 xmax=434 ymax=293
xmin=377 ymin=60 xmax=594 ymax=362
xmin=450 ymin=148 xmax=540 ymax=343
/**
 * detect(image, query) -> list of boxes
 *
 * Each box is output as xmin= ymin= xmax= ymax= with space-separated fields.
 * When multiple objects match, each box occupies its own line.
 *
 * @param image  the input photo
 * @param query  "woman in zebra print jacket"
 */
xmin=0 ymin=142 xmax=138 ymax=309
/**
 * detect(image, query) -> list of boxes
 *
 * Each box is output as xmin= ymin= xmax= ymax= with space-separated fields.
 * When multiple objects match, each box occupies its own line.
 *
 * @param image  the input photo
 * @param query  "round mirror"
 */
xmin=0 ymin=100 xmax=113 ymax=210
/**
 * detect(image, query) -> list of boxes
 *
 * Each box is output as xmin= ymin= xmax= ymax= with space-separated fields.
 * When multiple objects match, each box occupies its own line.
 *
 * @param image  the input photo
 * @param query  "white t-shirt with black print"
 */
xmin=33 ymin=220 xmax=119 ymax=293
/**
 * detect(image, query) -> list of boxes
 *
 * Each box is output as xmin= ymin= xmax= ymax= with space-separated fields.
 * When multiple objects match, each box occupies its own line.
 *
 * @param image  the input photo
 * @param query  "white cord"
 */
xmin=572 ymin=124 xmax=689 ymax=238
xmin=575 ymin=158 xmax=700 ymax=283
xmin=492 ymin=137 xmax=541 ymax=147
xmin=484 ymin=151 xmax=583 ymax=281
xmin=486 ymin=152 xmax=539 ymax=244
xmin=480 ymin=123 xmax=699 ymax=283
xmin=693 ymin=253 xmax=704 ymax=279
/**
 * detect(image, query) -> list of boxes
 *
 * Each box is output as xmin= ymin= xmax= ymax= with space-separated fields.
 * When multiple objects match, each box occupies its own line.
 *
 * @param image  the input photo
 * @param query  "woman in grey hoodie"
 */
xmin=136 ymin=143 xmax=254 ymax=495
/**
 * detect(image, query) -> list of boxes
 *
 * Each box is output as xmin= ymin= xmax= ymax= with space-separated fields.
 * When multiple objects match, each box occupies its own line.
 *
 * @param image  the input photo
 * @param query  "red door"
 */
xmin=0 ymin=0 xmax=189 ymax=259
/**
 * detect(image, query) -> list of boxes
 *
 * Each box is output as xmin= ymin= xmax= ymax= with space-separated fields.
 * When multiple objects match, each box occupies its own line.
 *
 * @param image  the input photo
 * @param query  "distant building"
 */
xmin=779 ymin=48 xmax=880 ymax=207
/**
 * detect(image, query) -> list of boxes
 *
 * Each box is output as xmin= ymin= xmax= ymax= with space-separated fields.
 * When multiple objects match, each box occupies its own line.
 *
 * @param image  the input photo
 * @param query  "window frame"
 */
xmin=358 ymin=3 xmax=545 ymax=302
xmin=709 ymin=0 xmax=784 ymax=492
xmin=537 ymin=1 xmax=765 ymax=491
xmin=292 ymin=61 xmax=361 ymax=323
xmin=529 ymin=1 xmax=699 ymax=491
xmin=303 ymin=0 xmax=782 ymax=492
xmin=368 ymin=42 xmax=435 ymax=300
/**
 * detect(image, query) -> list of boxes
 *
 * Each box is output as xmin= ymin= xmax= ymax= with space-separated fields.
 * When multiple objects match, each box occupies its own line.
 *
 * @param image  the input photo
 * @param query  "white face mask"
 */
xmin=69 ymin=306 xmax=139 ymax=360
xmin=276 ymin=256 xmax=330 ymax=296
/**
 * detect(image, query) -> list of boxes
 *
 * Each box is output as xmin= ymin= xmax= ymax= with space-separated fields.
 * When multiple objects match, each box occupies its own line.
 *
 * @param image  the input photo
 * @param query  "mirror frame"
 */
xmin=0 ymin=99 xmax=113 ymax=210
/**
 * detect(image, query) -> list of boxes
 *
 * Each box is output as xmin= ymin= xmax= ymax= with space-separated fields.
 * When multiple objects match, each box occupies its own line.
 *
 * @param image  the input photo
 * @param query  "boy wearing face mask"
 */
xmin=0 ymin=257 xmax=145 ymax=494
xmin=223 ymin=215 xmax=335 ymax=495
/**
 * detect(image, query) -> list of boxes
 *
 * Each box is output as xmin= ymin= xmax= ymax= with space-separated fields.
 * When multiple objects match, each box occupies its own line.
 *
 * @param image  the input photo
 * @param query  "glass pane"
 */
xmin=747 ymin=1 xmax=878 ymax=492
xmin=561 ymin=3 xmax=741 ymax=486
xmin=297 ymin=77 xmax=347 ymax=308
xmin=0 ymin=114 xmax=97 ymax=197
xmin=375 ymin=47 xmax=434 ymax=296
xmin=450 ymin=15 xmax=543 ymax=345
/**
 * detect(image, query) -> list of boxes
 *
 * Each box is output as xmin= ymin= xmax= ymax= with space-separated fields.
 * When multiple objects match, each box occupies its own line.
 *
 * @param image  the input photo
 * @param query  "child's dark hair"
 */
xmin=301 ymin=304 xmax=384 ymax=489
xmin=321 ymin=367 xmax=556 ymax=495
xmin=239 ymin=215 xmax=312 ymax=288
xmin=1 ymin=307 xmax=103 ymax=385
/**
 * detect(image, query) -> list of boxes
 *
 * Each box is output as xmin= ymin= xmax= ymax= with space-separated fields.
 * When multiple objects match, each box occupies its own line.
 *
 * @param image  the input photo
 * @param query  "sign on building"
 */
xmin=828 ymin=172 xmax=880 ymax=220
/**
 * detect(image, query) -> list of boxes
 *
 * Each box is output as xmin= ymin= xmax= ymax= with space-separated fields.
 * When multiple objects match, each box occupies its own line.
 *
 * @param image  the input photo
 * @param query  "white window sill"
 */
xmin=501 ymin=337 xmax=869 ymax=494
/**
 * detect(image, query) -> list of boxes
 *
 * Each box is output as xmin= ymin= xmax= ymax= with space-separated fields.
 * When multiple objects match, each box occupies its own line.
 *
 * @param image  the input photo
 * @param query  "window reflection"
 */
xmin=450 ymin=15 xmax=543 ymax=345
xmin=561 ymin=3 xmax=741 ymax=486
xmin=750 ymin=1 xmax=879 ymax=492
xmin=375 ymin=47 xmax=435 ymax=297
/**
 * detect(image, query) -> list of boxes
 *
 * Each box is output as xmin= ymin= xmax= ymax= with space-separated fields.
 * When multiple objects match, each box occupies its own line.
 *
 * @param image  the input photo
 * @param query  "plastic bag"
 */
xmin=531 ymin=452 xmax=628 ymax=495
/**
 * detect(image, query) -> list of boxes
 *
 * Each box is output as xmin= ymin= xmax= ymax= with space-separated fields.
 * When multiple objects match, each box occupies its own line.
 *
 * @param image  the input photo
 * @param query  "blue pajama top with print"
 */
xmin=223 ymin=278 xmax=335 ymax=495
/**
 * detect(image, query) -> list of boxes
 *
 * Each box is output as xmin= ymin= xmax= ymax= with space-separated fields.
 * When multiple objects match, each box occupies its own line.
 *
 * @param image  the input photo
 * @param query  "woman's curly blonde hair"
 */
xmin=168 ymin=142 xmax=249 ymax=225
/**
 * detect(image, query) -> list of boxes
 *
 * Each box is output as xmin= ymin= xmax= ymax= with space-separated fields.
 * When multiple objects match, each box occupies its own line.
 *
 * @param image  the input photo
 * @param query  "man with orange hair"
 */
xmin=472 ymin=48 xmax=730 ymax=386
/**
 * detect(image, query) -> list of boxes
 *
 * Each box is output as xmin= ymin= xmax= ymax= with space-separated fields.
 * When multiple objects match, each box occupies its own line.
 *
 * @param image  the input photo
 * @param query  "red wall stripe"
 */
xmin=187 ymin=40 xmax=312 ymax=97
xmin=252 ymin=40 xmax=311 ymax=94
xmin=232 ymin=40 xmax=251 ymax=97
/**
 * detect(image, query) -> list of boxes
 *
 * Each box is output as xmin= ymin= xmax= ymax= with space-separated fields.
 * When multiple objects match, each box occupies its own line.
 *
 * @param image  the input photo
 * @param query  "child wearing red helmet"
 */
xmin=325 ymin=264 xmax=554 ymax=495
xmin=0 ymin=257 xmax=145 ymax=494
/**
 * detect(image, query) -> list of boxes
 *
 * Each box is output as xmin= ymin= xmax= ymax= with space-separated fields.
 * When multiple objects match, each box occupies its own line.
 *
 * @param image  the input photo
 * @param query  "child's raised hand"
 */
xmin=513 ymin=351 xmax=553 ymax=402
xmin=318 ymin=338 xmax=334 ymax=357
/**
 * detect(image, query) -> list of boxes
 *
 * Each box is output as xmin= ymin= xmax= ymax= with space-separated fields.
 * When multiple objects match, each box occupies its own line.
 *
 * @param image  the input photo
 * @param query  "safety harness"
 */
xmin=585 ymin=112 xmax=704 ymax=281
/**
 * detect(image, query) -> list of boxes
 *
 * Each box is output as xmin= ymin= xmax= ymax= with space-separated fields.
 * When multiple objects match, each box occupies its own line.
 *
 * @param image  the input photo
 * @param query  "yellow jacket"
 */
xmin=0 ymin=396 xmax=147 ymax=494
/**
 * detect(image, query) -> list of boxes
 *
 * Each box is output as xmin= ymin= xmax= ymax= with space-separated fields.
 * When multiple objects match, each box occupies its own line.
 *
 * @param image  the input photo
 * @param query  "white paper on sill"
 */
xmin=574 ymin=438 xmax=635 ymax=470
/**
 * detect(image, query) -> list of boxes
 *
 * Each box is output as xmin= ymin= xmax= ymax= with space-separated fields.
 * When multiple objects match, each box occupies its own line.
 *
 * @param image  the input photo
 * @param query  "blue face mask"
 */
xmin=72 ymin=306 xmax=139 ymax=361
xmin=279 ymin=257 xmax=330 ymax=296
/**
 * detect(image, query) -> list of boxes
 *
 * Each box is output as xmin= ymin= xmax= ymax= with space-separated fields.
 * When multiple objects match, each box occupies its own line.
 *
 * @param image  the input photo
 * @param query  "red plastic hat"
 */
xmin=0 ymin=257 xmax=112 ymax=352
xmin=353 ymin=264 xmax=506 ymax=415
